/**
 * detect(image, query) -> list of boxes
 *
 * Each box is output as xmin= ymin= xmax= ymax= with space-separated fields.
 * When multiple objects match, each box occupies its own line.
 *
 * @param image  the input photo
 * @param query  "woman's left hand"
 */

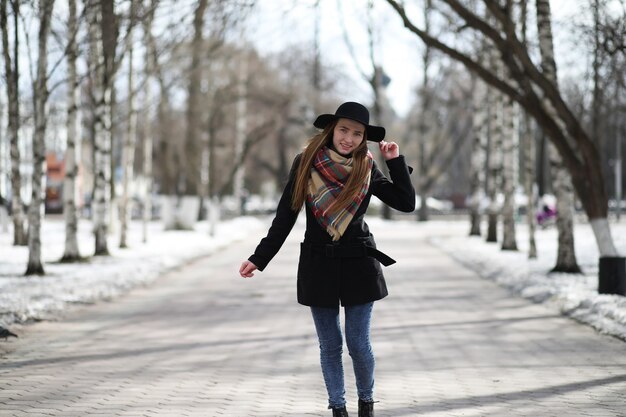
xmin=379 ymin=140 xmax=400 ymax=161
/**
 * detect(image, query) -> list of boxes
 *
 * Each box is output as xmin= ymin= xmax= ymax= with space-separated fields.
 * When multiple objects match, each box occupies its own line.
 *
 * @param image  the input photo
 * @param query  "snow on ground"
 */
xmin=0 ymin=216 xmax=266 ymax=326
xmin=2 ymin=214 xmax=625 ymax=342
xmin=417 ymin=217 xmax=626 ymax=342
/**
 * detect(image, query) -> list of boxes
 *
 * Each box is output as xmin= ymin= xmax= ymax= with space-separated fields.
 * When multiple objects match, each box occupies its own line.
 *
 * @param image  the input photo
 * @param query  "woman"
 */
xmin=239 ymin=102 xmax=415 ymax=417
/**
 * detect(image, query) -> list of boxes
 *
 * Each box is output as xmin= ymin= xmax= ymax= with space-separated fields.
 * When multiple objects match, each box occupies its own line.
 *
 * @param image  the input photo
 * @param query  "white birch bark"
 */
xmin=89 ymin=2 xmax=110 ymax=255
xmin=536 ymin=0 xmax=581 ymax=272
xmin=501 ymin=94 xmax=519 ymax=250
xmin=523 ymin=113 xmax=538 ymax=258
xmin=469 ymin=77 xmax=487 ymax=236
xmin=61 ymin=0 xmax=81 ymax=261
xmin=1 ymin=0 xmax=27 ymax=245
xmin=26 ymin=0 xmax=55 ymax=275
xmin=590 ymin=219 xmax=618 ymax=257
xmin=141 ymin=0 xmax=156 ymax=243
xmin=520 ymin=0 xmax=537 ymax=259
xmin=119 ymin=6 xmax=136 ymax=249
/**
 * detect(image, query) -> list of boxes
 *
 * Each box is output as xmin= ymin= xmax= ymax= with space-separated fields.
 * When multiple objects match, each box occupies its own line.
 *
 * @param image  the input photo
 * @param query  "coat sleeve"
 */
xmin=370 ymin=155 xmax=416 ymax=213
xmin=248 ymin=154 xmax=302 ymax=271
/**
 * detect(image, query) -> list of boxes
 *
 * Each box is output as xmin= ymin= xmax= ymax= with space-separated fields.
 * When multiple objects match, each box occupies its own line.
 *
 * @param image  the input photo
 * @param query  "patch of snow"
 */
xmin=425 ymin=219 xmax=626 ymax=341
xmin=0 ymin=216 xmax=266 ymax=326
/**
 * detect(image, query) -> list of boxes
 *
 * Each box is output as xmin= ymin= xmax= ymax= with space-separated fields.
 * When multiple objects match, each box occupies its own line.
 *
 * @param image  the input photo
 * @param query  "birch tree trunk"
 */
xmin=536 ymin=0 xmax=581 ymax=272
xmin=26 ymin=0 xmax=55 ymax=275
xmin=501 ymin=93 xmax=519 ymax=250
xmin=417 ymin=0 xmax=432 ymax=222
xmin=141 ymin=0 xmax=156 ymax=243
xmin=520 ymin=0 xmax=537 ymax=258
xmin=469 ymin=75 xmax=487 ymax=236
xmin=183 ymin=0 xmax=207 ymax=198
xmin=0 ymin=94 xmax=7 ymax=233
xmin=485 ymin=48 xmax=502 ymax=243
xmin=523 ymin=113 xmax=538 ymax=258
xmin=120 ymin=2 xmax=136 ymax=248
xmin=233 ymin=49 xmax=247 ymax=215
xmin=90 ymin=1 xmax=111 ymax=256
xmin=1 ymin=0 xmax=27 ymax=246
xmin=61 ymin=0 xmax=81 ymax=262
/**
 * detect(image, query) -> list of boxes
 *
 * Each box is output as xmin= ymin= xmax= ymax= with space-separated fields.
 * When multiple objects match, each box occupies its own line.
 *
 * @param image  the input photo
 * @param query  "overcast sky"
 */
xmin=247 ymin=0 xmax=595 ymax=117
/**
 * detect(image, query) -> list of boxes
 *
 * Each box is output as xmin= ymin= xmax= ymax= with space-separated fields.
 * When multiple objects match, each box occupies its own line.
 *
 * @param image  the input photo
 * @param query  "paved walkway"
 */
xmin=1 ymin=220 xmax=625 ymax=417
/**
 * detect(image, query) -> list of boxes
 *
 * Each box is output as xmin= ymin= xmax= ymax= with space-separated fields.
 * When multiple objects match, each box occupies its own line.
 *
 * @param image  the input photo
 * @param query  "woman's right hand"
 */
xmin=239 ymin=260 xmax=258 ymax=278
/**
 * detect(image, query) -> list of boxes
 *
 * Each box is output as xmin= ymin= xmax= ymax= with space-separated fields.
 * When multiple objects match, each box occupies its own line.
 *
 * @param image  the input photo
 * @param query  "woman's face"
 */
xmin=332 ymin=118 xmax=365 ymax=156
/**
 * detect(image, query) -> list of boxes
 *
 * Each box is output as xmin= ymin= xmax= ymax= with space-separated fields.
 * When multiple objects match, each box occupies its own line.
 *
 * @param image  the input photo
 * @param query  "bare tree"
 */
xmin=485 ymin=45 xmax=502 ymax=243
xmin=1 ymin=0 xmax=27 ymax=246
xmin=233 ymin=46 xmax=247 ymax=215
xmin=385 ymin=0 xmax=619 ymax=260
xmin=337 ymin=0 xmax=395 ymax=219
xmin=500 ymin=91 xmax=519 ymax=250
xmin=119 ymin=0 xmax=138 ymax=248
xmin=416 ymin=0 xmax=433 ymax=221
xmin=468 ymin=73 xmax=488 ymax=236
xmin=89 ymin=0 xmax=138 ymax=253
xmin=0 ymin=94 xmax=7 ymax=232
xmin=141 ymin=0 xmax=157 ymax=242
xmin=89 ymin=0 xmax=114 ymax=255
xmin=520 ymin=0 xmax=537 ymax=258
xmin=536 ymin=0 xmax=581 ymax=272
xmin=25 ymin=0 xmax=56 ymax=275
xmin=182 ymin=0 xmax=208 ymax=198
xmin=61 ymin=0 xmax=82 ymax=262
xmin=500 ymin=3 xmax=519 ymax=251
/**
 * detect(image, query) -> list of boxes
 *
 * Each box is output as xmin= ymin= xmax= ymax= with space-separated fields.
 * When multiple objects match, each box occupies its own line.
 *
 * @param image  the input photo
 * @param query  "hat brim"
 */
xmin=313 ymin=114 xmax=386 ymax=143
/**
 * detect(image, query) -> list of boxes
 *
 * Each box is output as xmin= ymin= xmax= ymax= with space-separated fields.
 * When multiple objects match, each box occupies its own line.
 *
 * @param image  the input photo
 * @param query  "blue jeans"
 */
xmin=310 ymin=302 xmax=375 ymax=409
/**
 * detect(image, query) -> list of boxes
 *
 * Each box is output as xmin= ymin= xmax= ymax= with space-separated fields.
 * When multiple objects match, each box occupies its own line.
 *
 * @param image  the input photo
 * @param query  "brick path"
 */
xmin=1 ymin=220 xmax=625 ymax=416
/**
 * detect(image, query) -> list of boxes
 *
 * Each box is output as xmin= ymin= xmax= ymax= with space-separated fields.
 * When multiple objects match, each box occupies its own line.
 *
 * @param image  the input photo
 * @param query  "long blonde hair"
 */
xmin=291 ymin=120 xmax=371 ymax=215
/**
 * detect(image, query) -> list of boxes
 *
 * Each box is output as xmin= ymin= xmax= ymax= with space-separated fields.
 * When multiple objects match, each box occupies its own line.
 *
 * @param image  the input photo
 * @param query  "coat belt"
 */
xmin=303 ymin=241 xmax=396 ymax=267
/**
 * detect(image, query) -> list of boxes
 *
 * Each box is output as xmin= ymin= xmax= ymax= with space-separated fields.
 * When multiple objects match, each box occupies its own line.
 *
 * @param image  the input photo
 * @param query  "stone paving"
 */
xmin=1 ymin=220 xmax=625 ymax=417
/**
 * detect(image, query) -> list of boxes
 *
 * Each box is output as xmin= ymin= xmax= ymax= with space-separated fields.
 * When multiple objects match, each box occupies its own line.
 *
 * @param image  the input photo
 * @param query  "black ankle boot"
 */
xmin=332 ymin=406 xmax=349 ymax=417
xmin=358 ymin=399 xmax=374 ymax=417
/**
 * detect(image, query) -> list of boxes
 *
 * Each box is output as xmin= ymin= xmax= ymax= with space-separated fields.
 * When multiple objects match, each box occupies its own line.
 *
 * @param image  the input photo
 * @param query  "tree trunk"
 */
xmin=485 ymin=49 xmax=502 ymax=243
xmin=1 ymin=0 xmax=27 ymax=246
xmin=500 ymin=93 xmax=518 ymax=251
xmin=536 ymin=0 xmax=581 ymax=272
xmin=141 ymin=0 xmax=156 ymax=243
xmin=233 ymin=48 xmax=247 ymax=215
xmin=183 ymin=0 xmax=208 ymax=197
xmin=61 ymin=0 xmax=81 ymax=262
xmin=0 ymin=94 xmax=7 ymax=233
xmin=120 ymin=2 xmax=137 ymax=248
xmin=90 ymin=0 xmax=111 ymax=256
xmin=108 ymin=82 xmax=119 ymax=236
xmin=523 ymin=112 xmax=537 ymax=258
xmin=26 ymin=0 xmax=55 ymax=276
xmin=416 ymin=0 xmax=432 ymax=223
xmin=143 ymin=2 xmax=174 ymax=196
xmin=469 ymin=76 xmax=487 ymax=236
xmin=520 ymin=0 xmax=537 ymax=259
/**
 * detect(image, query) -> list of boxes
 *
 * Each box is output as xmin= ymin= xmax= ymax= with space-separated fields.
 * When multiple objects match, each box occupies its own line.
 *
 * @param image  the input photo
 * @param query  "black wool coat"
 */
xmin=248 ymin=152 xmax=416 ymax=307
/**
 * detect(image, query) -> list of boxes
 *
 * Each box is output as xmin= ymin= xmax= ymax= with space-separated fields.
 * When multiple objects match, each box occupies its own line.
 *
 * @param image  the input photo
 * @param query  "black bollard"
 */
xmin=598 ymin=256 xmax=626 ymax=296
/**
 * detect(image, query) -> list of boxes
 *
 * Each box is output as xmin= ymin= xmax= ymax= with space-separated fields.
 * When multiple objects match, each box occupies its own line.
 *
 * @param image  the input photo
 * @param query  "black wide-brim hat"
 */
xmin=313 ymin=101 xmax=386 ymax=142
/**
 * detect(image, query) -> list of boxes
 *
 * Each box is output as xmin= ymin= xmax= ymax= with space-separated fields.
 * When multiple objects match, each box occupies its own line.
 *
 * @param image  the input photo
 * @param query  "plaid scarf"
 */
xmin=307 ymin=146 xmax=373 ymax=241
